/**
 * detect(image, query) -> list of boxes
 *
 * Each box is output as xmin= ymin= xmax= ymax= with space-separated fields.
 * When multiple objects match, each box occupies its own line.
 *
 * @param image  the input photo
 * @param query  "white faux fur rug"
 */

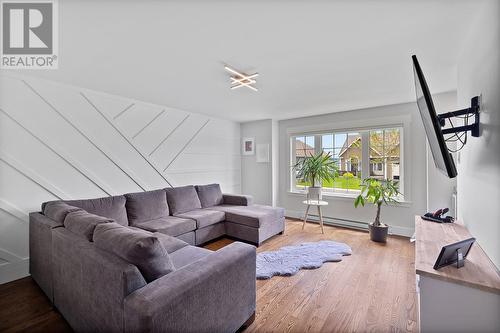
xmin=256 ymin=240 xmax=352 ymax=279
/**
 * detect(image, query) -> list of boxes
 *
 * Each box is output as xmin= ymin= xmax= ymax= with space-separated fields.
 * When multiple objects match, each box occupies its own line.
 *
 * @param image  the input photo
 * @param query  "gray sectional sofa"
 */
xmin=29 ymin=184 xmax=285 ymax=333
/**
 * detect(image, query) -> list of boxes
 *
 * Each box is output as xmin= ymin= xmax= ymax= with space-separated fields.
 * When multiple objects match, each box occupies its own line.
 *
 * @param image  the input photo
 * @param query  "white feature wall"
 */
xmin=456 ymin=0 xmax=500 ymax=269
xmin=0 ymin=74 xmax=241 ymax=284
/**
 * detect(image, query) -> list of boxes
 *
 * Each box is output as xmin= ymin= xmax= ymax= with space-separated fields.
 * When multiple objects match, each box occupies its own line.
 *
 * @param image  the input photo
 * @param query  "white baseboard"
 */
xmin=0 ymin=259 xmax=29 ymax=285
xmin=285 ymin=209 xmax=414 ymax=237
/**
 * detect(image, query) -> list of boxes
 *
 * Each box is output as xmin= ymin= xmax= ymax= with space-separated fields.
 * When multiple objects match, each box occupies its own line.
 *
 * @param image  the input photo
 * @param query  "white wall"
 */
xmin=271 ymin=120 xmax=279 ymax=207
xmin=241 ymin=120 xmax=275 ymax=205
xmin=456 ymin=0 xmax=500 ymax=268
xmin=0 ymin=74 xmax=241 ymax=284
xmin=277 ymin=97 xmax=450 ymax=236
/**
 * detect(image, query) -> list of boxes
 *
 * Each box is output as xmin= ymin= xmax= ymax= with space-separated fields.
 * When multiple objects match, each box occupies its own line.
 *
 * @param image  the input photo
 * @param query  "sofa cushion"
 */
xmin=133 ymin=216 xmax=196 ymax=237
xmin=175 ymin=209 xmax=225 ymax=229
xmin=212 ymin=204 xmax=285 ymax=228
xmin=165 ymin=185 xmax=202 ymax=215
xmin=153 ymin=232 xmax=189 ymax=253
xmin=195 ymin=184 xmax=223 ymax=208
xmin=169 ymin=245 xmax=212 ymax=269
xmin=43 ymin=201 xmax=83 ymax=224
xmin=61 ymin=195 xmax=128 ymax=226
xmin=64 ymin=210 xmax=113 ymax=241
xmin=93 ymin=222 xmax=175 ymax=282
xmin=127 ymin=227 xmax=189 ymax=253
xmin=176 ymin=231 xmax=195 ymax=245
xmin=125 ymin=189 xmax=169 ymax=225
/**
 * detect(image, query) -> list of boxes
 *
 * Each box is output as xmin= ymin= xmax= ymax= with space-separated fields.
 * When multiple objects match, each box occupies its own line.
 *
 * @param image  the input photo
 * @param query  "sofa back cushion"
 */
xmin=64 ymin=210 xmax=113 ymax=241
xmin=165 ymin=185 xmax=202 ymax=215
xmin=62 ymin=195 xmax=128 ymax=226
xmin=43 ymin=201 xmax=83 ymax=224
xmin=125 ymin=189 xmax=169 ymax=225
xmin=195 ymin=183 xmax=223 ymax=208
xmin=93 ymin=222 xmax=175 ymax=282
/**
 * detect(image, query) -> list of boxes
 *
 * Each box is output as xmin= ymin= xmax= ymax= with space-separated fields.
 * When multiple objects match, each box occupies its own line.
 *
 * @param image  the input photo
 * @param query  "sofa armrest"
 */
xmin=30 ymin=211 xmax=63 ymax=229
xmin=124 ymin=242 xmax=256 ymax=333
xmin=222 ymin=193 xmax=253 ymax=206
xmin=29 ymin=212 xmax=63 ymax=301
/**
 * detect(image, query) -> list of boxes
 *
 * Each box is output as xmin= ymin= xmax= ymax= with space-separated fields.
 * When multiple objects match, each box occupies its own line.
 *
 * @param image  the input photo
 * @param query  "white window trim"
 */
xmin=288 ymin=116 xmax=410 ymax=201
xmin=286 ymin=189 xmax=412 ymax=207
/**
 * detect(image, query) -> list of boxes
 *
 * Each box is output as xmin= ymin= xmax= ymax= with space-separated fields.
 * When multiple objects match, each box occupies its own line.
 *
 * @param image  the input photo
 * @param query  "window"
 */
xmin=369 ymin=128 xmax=401 ymax=181
xmin=321 ymin=132 xmax=362 ymax=193
xmin=294 ymin=135 xmax=315 ymax=189
xmin=295 ymin=135 xmax=315 ymax=160
xmin=291 ymin=127 xmax=403 ymax=196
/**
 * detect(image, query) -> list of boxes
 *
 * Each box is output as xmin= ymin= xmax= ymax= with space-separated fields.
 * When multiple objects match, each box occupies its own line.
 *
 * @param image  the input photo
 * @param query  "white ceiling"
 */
xmin=5 ymin=0 xmax=485 ymax=122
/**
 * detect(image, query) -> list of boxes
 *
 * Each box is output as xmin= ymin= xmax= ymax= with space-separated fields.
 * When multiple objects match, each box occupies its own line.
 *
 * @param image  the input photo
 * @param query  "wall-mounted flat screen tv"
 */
xmin=412 ymin=55 xmax=457 ymax=178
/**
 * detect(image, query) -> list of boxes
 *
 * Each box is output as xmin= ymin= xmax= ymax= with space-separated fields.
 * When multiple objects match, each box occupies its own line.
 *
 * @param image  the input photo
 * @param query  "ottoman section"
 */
xmin=213 ymin=205 xmax=285 ymax=245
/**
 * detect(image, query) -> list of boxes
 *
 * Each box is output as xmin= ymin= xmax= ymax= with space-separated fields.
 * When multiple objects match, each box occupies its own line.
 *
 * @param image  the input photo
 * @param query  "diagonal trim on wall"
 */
xmin=149 ymin=114 xmax=190 ymax=157
xmin=163 ymin=120 xmax=210 ymax=172
xmin=22 ymin=80 xmax=147 ymax=192
xmin=132 ymin=109 xmax=166 ymax=139
xmin=113 ymin=103 xmax=135 ymax=120
xmin=81 ymin=92 xmax=174 ymax=188
xmin=0 ymin=199 xmax=29 ymax=223
xmin=0 ymin=108 xmax=113 ymax=196
xmin=0 ymin=248 xmax=24 ymax=264
xmin=165 ymin=168 xmax=241 ymax=175
xmin=0 ymin=150 xmax=68 ymax=200
xmin=0 ymin=75 xmax=241 ymax=285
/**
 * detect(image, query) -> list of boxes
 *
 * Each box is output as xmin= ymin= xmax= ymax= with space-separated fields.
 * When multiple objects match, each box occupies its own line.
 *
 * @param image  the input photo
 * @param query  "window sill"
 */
xmin=287 ymin=190 xmax=412 ymax=207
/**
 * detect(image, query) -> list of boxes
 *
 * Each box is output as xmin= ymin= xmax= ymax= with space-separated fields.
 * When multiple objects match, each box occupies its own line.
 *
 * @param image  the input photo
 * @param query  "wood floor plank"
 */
xmin=0 ymin=219 xmax=418 ymax=332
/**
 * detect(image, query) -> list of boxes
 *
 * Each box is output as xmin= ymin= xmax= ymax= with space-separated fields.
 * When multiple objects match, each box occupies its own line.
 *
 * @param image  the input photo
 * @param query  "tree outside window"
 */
xmin=369 ymin=129 xmax=400 ymax=181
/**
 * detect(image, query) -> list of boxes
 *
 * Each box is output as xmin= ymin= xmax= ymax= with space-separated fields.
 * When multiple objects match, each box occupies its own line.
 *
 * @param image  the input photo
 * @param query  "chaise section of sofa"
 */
xmin=214 ymin=204 xmax=285 ymax=245
xmin=50 ymin=220 xmax=255 ymax=333
xmin=124 ymin=242 xmax=256 ymax=333
xmin=52 ymin=227 xmax=147 ymax=332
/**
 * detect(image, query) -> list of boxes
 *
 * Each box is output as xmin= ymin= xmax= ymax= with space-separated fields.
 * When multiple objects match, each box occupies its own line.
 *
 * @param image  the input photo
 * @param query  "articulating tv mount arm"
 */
xmin=438 ymin=96 xmax=480 ymax=137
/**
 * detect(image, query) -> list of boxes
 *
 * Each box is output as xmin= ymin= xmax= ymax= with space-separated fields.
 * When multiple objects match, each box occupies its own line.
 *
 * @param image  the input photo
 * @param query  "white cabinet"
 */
xmin=414 ymin=216 xmax=500 ymax=332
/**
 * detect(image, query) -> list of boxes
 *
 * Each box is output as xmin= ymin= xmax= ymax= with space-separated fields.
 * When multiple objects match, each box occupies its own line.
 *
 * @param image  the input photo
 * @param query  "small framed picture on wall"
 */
xmin=242 ymin=137 xmax=255 ymax=155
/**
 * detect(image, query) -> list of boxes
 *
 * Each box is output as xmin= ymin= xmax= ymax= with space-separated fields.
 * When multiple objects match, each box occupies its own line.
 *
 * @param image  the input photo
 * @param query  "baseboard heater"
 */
xmin=290 ymin=214 xmax=370 ymax=232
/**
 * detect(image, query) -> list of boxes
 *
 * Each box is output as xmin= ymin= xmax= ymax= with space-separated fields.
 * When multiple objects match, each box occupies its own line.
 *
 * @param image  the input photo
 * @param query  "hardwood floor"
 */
xmin=0 ymin=276 xmax=71 ymax=333
xmin=0 ymin=219 xmax=418 ymax=332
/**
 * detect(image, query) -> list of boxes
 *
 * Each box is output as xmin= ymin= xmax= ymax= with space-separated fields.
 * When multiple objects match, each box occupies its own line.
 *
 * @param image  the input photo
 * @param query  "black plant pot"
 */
xmin=368 ymin=223 xmax=388 ymax=243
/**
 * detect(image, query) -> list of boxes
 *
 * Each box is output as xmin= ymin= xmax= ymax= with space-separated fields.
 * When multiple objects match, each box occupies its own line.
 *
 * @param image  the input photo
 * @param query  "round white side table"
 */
xmin=302 ymin=200 xmax=328 ymax=234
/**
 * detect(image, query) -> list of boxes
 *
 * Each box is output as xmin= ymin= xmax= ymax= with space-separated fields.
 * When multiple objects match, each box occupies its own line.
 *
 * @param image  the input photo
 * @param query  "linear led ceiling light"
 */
xmin=224 ymin=65 xmax=258 ymax=91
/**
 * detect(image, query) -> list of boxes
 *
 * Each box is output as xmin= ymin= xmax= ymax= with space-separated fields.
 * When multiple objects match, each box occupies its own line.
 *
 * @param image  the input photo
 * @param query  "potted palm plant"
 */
xmin=354 ymin=178 xmax=400 ymax=243
xmin=292 ymin=151 xmax=338 ymax=200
